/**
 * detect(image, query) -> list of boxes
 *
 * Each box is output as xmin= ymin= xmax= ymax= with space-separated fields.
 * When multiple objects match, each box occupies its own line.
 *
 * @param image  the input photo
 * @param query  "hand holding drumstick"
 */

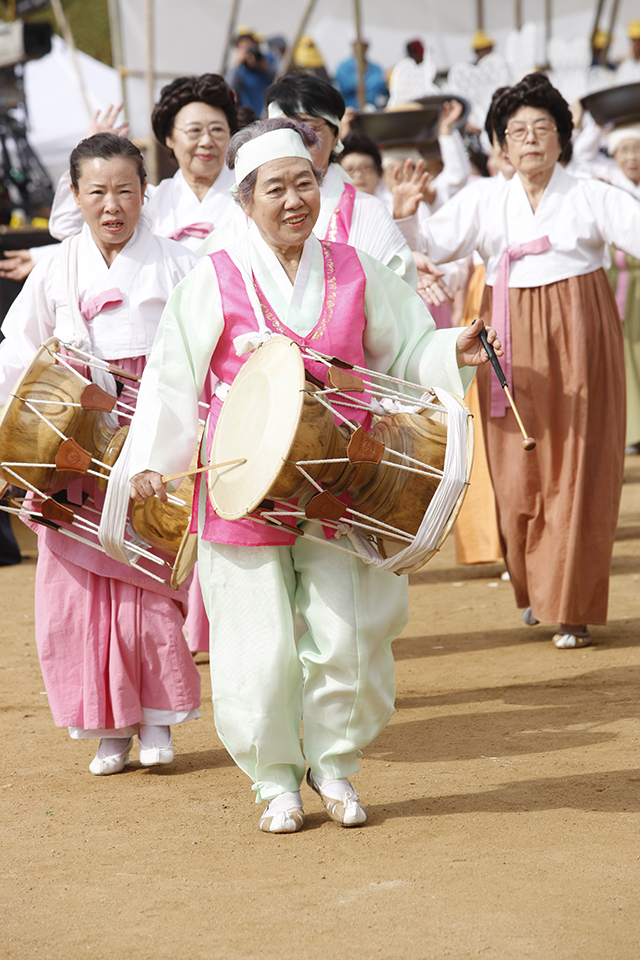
xmin=130 ymin=459 xmax=246 ymax=503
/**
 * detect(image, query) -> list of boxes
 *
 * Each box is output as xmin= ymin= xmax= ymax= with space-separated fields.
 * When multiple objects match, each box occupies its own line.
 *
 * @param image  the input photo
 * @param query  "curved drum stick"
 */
xmin=161 ymin=458 xmax=246 ymax=484
xmin=477 ymin=322 xmax=536 ymax=451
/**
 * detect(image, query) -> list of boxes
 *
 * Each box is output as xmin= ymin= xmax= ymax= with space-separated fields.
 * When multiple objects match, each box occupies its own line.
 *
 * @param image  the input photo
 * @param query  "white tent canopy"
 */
xmin=115 ymin=0 xmax=640 ymax=140
xmin=23 ymin=35 xmax=122 ymax=183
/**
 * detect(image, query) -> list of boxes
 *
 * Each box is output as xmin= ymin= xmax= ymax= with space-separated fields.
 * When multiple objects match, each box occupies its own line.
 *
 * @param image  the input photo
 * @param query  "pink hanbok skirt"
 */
xmin=35 ymin=538 xmax=201 ymax=729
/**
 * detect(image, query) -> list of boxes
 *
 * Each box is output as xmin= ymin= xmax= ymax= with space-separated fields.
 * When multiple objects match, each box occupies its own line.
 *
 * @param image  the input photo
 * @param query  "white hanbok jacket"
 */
xmin=0 ymin=220 xmax=197 ymax=404
xmin=48 ymin=167 xmax=239 ymax=252
xmin=419 ymin=164 xmax=640 ymax=285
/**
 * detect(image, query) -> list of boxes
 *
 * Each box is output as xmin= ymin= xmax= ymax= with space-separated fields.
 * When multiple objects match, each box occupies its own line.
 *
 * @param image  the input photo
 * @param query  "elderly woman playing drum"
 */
xmin=0 ymin=133 xmax=201 ymax=774
xmin=129 ymin=118 xmax=500 ymax=834
xmin=49 ymin=75 xmax=240 ymax=250
xmin=416 ymin=73 xmax=640 ymax=649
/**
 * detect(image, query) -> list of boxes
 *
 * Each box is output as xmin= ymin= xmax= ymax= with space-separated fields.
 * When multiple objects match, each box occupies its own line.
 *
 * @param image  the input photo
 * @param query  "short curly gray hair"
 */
xmin=225 ymin=117 xmax=324 ymax=207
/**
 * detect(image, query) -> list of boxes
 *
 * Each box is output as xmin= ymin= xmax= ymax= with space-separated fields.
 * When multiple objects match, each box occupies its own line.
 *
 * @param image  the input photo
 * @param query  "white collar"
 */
xmin=249 ymin=221 xmax=314 ymax=307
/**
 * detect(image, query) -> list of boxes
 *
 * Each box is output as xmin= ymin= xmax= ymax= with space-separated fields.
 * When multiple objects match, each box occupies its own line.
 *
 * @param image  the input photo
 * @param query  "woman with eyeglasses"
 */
xmin=199 ymin=72 xmax=418 ymax=286
xmin=49 ymin=75 xmax=240 ymax=251
xmin=413 ymin=73 xmax=640 ymax=650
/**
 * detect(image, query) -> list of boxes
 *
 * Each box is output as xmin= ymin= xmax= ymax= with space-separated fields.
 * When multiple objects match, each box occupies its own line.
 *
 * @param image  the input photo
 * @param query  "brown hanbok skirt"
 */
xmin=477 ymin=268 xmax=625 ymax=625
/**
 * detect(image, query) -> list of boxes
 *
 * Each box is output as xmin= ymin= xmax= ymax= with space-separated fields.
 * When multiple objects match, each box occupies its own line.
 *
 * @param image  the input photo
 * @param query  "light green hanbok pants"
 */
xmin=198 ymin=522 xmax=409 ymax=803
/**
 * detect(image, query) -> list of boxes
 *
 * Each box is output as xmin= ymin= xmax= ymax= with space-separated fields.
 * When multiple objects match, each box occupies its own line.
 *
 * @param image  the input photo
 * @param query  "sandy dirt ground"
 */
xmin=1 ymin=457 xmax=639 ymax=960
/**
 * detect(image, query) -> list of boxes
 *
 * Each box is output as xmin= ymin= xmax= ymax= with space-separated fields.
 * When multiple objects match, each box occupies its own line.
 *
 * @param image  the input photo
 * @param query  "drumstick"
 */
xmin=161 ymin=458 xmax=246 ymax=484
xmin=477 ymin=322 xmax=536 ymax=451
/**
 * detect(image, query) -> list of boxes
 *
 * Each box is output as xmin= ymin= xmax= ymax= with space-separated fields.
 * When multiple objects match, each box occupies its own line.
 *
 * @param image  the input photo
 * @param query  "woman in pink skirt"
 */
xmin=0 ymin=133 xmax=201 ymax=773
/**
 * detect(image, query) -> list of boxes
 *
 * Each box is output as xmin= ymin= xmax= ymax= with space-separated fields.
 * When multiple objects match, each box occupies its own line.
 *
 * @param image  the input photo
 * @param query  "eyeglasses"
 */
xmin=505 ymin=120 xmax=558 ymax=141
xmin=297 ymin=118 xmax=329 ymax=133
xmin=173 ymin=124 xmax=230 ymax=141
xmin=615 ymin=140 xmax=640 ymax=156
xmin=342 ymin=161 xmax=377 ymax=176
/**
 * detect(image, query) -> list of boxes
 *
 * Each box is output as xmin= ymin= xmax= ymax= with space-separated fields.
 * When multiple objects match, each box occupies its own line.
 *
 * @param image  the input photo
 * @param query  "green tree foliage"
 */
xmin=1 ymin=0 xmax=113 ymax=66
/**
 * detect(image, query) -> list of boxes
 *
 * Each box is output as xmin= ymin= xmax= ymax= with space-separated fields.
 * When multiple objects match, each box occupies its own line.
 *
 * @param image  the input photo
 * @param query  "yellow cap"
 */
xmin=592 ymin=28 xmax=610 ymax=49
xmin=293 ymin=35 xmax=324 ymax=69
xmin=628 ymin=19 xmax=640 ymax=39
xmin=471 ymin=29 xmax=494 ymax=51
xmin=236 ymin=25 xmax=263 ymax=43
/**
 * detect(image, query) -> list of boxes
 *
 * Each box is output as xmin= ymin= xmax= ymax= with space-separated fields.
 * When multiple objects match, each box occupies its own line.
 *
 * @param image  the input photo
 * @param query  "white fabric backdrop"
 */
xmin=23 ymin=35 xmax=122 ymax=183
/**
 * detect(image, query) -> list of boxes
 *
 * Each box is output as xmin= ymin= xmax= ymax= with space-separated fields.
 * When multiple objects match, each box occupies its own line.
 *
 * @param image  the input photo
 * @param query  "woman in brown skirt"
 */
xmin=418 ymin=73 xmax=639 ymax=648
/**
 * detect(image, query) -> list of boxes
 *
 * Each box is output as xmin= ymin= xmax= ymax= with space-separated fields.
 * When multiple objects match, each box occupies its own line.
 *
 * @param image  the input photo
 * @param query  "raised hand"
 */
xmin=88 ymin=102 xmax=129 ymax=138
xmin=392 ymin=158 xmax=432 ymax=219
xmin=438 ymin=99 xmax=463 ymax=136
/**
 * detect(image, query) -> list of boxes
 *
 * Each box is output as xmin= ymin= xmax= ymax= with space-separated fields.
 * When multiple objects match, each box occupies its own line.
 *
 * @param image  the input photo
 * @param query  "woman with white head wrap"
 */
xmin=198 ymin=73 xmax=418 ymax=287
xmin=127 ymin=118 xmax=501 ymax=834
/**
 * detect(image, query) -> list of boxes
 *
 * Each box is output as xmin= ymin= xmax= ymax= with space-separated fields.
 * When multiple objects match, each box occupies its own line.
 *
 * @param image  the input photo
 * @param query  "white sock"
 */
xmin=96 ymin=738 xmax=131 ymax=759
xmin=138 ymin=725 xmax=171 ymax=749
xmin=266 ymin=791 xmax=302 ymax=813
xmin=312 ymin=774 xmax=358 ymax=802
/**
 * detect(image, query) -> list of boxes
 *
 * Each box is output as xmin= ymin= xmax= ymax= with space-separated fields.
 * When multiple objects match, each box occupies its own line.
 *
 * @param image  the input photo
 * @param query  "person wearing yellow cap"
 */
xmin=293 ymin=35 xmax=331 ymax=85
xmin=591 ymin=28 xmax=615 ymax=68
xmin=471 ymin=29 xmax=494 ymax=62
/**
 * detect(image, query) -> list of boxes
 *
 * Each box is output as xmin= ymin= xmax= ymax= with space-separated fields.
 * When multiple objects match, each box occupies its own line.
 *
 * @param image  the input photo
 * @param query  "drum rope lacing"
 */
xmin=0 ymin=340 xmax=187 ymax=579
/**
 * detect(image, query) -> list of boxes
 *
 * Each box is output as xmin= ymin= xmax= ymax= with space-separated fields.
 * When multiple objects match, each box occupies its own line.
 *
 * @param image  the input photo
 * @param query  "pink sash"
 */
xmin=167 ymin=221 xmax=214 ymax=242
xmin=79 ymin=287 xmax=123 ymax=322
xmin=195 ymin=241 xmax=369 ymax=546
xmin=324 ymin=183 xmax=356 ymax=243
xmin=490 ymin=236 xmax=551 ymax=417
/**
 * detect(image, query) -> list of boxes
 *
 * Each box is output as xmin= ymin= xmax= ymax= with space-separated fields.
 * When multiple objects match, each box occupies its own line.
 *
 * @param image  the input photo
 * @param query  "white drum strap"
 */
xmin=98 ymin=425 xmax=136 ymax=565
xmin=60 ymin=234 xmax=119 ymax=431
xmin=344 ymin=387 xmax=467 ymax=572
xmin=60 ymin=236 xmax=134 ymax=565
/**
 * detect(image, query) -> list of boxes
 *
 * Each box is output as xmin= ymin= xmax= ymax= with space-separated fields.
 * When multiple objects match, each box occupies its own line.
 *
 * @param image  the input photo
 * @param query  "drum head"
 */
xmin=209 ymin=337 xmax=305 ymax=521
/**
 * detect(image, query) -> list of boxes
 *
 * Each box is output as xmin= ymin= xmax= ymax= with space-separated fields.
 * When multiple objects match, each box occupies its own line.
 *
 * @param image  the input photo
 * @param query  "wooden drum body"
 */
xmin=0 ymin=341 xmax=125 ymax=495
xmin=0 ymin=338 xmax=198 ymax=589
xmin=208 ymin=336 xmax=473 ymax=573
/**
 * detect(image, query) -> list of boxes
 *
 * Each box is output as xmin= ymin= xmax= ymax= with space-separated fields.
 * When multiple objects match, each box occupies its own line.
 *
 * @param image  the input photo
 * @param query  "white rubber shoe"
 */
xmin=553 ymin=632 xmax=592 ymax=649
xmin=259 ymin=791 xmax=305 ymax=833
xmin=306 ymin=769 xmax=367 ymax=827
xmin=138 ymin=725 xmax=174 ymax=766
xmin=89 ymin=738 xmax=133 ymax=776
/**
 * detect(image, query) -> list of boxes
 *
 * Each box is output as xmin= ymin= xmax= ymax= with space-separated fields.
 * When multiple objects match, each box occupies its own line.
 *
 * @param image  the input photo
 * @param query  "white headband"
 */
xmin=268 ymin=101 xmax=344 ymax=155
xmin=607 ymin=124 xmax=640 ymax=155
xmin=233 ymin=128 xmax=313 ymax=189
